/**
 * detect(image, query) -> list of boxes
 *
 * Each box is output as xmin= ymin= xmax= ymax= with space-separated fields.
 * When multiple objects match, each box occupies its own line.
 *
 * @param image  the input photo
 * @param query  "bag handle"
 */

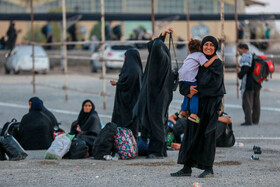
xmin=3 ymin=118 xmax=17 ymax=136
xmin=168 ymin=33 xmax=179 ymax=71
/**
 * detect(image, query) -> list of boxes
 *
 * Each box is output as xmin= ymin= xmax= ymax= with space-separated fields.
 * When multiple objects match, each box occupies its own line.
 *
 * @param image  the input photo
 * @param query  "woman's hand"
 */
xmin=162 ymin=27 xmax=174 ymax=36
xmin=187 ymin=85 xmax=198 ymax=98
xmin=110 ymin=80 xmax=117 ymax=86
xmin=76 ymin=125 xmax=82 ymax=133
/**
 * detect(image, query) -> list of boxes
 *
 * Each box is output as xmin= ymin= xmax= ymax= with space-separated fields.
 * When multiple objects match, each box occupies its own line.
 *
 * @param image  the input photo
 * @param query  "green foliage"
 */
xmin=89 ymin=22 xmax=101 ymax=40
xmin=23 ymin=24 xmax=46 ymax=43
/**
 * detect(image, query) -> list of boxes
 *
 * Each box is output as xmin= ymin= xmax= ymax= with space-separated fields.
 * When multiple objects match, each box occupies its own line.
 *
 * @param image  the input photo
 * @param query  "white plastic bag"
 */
xmin=45 ymin=134 xmax=72 ymax=160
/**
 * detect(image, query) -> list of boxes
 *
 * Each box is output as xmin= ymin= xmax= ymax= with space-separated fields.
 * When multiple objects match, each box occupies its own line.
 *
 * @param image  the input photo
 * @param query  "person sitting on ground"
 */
xmin=29 ymin=97 xmax=59 ymax=128
xmin=18 ymin=97 xmax=54 ymax=150
xmin=70 ymin=99 xmax=102 ymax=155
xmin=178 ymin=38 xmax=218 ymax=123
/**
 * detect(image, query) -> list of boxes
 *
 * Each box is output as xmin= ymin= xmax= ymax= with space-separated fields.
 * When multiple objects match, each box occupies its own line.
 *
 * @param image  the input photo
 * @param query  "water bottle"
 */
xmin=103 ymin=155 xmax=112 ymax=160
xmin=193 ymin=182 xmax=202 ymax=187
xmin=234 ymin=142 xmax=244 ymax=147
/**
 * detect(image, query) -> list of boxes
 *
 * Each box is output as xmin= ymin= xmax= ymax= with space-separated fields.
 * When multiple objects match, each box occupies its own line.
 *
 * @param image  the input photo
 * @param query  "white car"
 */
xmin=90 ymin=44 xmax=134 ymax=72
xmin=4 ymin=45 xmax=50 ymax=74
xmin=217 ymin=44 xmax=264 ymax=67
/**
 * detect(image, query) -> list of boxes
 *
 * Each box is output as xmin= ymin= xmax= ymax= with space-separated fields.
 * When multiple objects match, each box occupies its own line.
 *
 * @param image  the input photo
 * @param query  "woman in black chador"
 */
xmin=19 ymin=97 xmax=54 ymax=150
xmin=29 ymin=97 xmax=59 ymax=128
xmin=171 ymin=36 xmax=226 ymax=178
xmin=110 ymin=48 xmax=143 ymax=138
xmin=70 ymin=99 xmax=102 ymax=154
xmin=133 ymin=28 xmax=174 ymax=158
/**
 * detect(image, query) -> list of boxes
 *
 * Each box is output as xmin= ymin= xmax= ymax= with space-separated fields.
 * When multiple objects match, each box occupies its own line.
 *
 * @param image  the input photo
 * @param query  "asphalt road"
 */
xmin=0 ymin=70 xmax=280 ymax=186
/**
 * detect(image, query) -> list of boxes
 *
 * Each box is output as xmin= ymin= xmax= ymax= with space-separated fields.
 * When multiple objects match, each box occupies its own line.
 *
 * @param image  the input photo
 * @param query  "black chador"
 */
xmin=133 ymin=34 xmax=173 ymax=157
xmin=111 ymin=48 xmax=143 ymax=137
xmin=19 ymin=98 xmax=54 ymax=150
xmin=177 ymin=36 xmax=226 ymax=171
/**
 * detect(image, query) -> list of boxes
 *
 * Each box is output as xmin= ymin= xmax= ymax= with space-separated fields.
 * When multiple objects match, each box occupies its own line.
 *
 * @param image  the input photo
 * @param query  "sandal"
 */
xmin=188 ymin=116 xmax=200 ymax=123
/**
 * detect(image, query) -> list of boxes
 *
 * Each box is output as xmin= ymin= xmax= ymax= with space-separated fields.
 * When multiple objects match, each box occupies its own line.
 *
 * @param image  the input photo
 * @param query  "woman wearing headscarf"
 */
xmin=110 ymin=48 xmax=143 ymax=138
xmin=29 ymin=97 xmax=58 ymax=128
xmin=70 ymin=99 xmax=102 ymax=153
xmin=171 ymin=36 xmax=226 ymax=178
xmin=18 ymin=97 xmax=54 ymax=150
xmin=133 ymin=28 xmax=174 ymax=158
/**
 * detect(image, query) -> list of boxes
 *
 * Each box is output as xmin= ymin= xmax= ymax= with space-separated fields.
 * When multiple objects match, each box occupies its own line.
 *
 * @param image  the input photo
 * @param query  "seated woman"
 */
xmin=29 ymin=97 xmax=59 ymax=128
xmin=70 ymin=99 xmax=102 ymax=154
xmin=18 ymin=97 xmax=54 ymax=150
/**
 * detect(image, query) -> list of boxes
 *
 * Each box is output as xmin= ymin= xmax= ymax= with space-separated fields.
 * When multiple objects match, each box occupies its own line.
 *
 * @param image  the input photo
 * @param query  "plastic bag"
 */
xmin=45 ymin=133 xmax=73 ymax=160
xmin=0 ymin=135 xmax=28 ymax=161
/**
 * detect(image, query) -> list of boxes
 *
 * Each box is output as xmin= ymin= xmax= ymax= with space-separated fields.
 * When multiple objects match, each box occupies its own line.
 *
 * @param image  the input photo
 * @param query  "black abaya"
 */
xmin=177 ymin=36 xmax=226 ymax=169
xmin=111 ymin=48 xmax=143 ymax=136
xmin=18 ymin=98 xmax=54 ymax=150
xmin=133 ymin=35 xmax=173 ymax=156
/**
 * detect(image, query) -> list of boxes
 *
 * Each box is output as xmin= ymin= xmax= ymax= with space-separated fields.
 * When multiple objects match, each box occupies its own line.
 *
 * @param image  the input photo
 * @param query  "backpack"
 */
xmin=114 ymin=127 xmax=137 ymax=159
xmin=92 ymin=122 xmax=117 ymax=160
xmin=63 ymin=138 xmax=89 ymax=159
xmin=252 ymin=54 xmax=275 ymax=83
xmin=41 ymin=25 xmax=47 ymax=36
xmin=216 ymin=122 xmax=235 ymax=147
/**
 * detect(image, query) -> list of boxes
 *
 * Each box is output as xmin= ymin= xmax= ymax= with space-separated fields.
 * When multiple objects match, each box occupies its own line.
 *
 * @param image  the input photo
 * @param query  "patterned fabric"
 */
xmin=114 ymin=127 xmax=137 ymax=159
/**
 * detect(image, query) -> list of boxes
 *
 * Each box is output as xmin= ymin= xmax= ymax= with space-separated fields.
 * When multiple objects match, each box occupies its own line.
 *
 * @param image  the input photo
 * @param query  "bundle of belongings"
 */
xmin=0 ymin=119 xmax=28 ymax=161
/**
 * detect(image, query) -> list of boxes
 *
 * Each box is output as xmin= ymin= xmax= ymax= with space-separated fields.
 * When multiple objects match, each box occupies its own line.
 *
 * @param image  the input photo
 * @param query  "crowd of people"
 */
xmin=0 ymin=26 xmax=263 ymax=179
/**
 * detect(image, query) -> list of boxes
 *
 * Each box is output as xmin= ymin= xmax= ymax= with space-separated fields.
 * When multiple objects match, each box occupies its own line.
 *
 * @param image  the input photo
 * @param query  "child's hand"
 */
xmin=214 ymin=54 xmax=219 ymax=59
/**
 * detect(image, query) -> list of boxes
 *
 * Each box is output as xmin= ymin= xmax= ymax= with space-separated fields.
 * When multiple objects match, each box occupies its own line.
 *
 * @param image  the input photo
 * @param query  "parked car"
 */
xmin=4 ymin=45 xmax=50 ymax=74
xmin=90 ymin=44 xmax=134 ymax=72
xmin=217 ymin=44 xmax=264 ymax=67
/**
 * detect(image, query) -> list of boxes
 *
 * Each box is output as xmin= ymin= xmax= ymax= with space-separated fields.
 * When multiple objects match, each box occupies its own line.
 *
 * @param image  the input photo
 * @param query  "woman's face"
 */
xmin=203 ymin=41 xmax=216 ymax=56
xmin=83 ymin=101 xmax=92 ymax=113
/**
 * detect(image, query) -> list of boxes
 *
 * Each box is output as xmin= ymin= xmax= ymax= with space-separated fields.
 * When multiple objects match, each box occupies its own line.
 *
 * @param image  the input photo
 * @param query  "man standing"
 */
xmin=237 ymin=43 xmax=261 ymax=126
xmin=44 ymin=20 xmax=53 ymax=50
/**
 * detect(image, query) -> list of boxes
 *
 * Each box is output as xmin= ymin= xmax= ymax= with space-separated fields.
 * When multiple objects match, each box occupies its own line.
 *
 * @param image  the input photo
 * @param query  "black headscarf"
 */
xmin=29 ymin=97 xmax=58 ymax=127
xmin=201 ymin=35 xmax=219 ymax=59
xmin=77 ymin=99 xmax=95 ymax=127
xmin=30 ymin=97 xmax=43 ymax=111
xmin=111 ymin=48 xmax=143 ymax=134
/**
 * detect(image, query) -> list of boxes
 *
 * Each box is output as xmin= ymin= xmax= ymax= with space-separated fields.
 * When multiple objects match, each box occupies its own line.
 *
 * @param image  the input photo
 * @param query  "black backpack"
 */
xmin=92 ymin=122 xmax=117 ymax=160
xmin=63 ymin=138 xmax=88 ymax=159
xmin=216 ymin=122 xmax=235 ymax=147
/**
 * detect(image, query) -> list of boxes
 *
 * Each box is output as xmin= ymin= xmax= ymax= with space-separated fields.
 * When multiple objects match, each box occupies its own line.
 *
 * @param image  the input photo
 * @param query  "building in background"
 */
xmin=0 ymin=0 xmax=266 ymax=44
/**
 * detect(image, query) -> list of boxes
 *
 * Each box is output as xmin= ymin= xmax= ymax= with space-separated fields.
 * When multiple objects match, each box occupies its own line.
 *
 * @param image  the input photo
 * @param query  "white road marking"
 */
xmin=1 ymin=101 xmax=280 ymax=120
xmin=0 ymin=101 xmax=112 ymax=119
xmin=172 ymin=100 xmax=280 ymax=112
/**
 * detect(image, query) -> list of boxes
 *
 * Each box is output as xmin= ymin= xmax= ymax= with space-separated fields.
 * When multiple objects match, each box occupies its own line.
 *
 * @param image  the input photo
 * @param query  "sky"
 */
xmin=245 ymin=0 xmax=280 ymax=30
xmin=245 ymin=0 xmax=280 ymax=14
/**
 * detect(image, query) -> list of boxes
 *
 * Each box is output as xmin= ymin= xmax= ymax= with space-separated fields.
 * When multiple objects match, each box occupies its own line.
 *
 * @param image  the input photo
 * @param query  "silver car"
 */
xmin=4 ymin=45 xmax=50 ymax=74
xmin=217 ymin=44 xmax=264 ymax=67
xmin=90 ymin=44 xmax=134 ymax=72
